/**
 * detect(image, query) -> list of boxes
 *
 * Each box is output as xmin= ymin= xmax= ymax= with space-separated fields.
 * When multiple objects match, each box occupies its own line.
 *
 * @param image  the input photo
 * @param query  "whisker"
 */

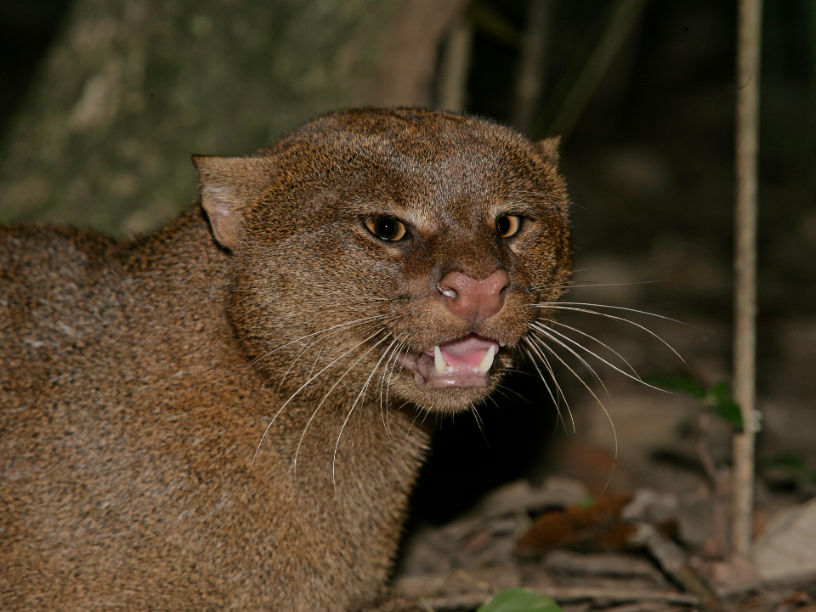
xmin=376 ymin=333 xmax=405 ymax=442
xmin=294 ymin=332 xmax=391 ymax=478
xmin=245 ymin=314 xmax=397 ymax=371
xmin=528 ymin=279 xmax=660 ymax=293
xmin=532 ymin=303 xmax=689 ymax=367
xmin=380 ymin=336 xmax=405 ymax=439
xmin=492 ymin=383 xmax=531 ymax=405
xmin=484 ymin=393 xmax=501 ymax=410
xmin=533 ymin=322 xmax=668 ymax=393
xmin=522 ymin=339 xmax=573 ymax=433
xmin=527 ymin=333 xmax=618 ymax=468
xmin=248 ymin=328 xmax=388 ymax=474
xmin=384 ymin=336 xmax=413 ymax=439
xmin=531 ymin=322 xmax=609 ymax=391
xmin=308 ymin=341 xmax=326 ymax=380
xmin=331 ymin=335 xmax=400 ymax=495
xmin=277 ymin=334 xmax=321 ymax=393
xmin=406 ymin=404 xmax=425 ymax=438
xmin=535 ymin=301 xmax=689 ymax=327
xmin=549 ymin=319 xmax=641 ymax=379
xmin=471 ymin=404 xmax=488 ymax=445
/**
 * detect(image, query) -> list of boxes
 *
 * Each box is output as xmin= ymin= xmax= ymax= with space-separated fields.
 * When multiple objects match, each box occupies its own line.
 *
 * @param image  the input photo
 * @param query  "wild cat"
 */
xmin=0 ymin=108 xmax=675 ymax=611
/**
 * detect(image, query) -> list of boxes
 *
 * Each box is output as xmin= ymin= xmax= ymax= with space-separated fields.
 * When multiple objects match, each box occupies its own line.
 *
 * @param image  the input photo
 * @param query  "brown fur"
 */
xmin=0 ymin=108 xmax=571 ymax=611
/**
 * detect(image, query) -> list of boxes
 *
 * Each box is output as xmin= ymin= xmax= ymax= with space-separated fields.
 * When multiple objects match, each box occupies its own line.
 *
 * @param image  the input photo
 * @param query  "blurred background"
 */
xmin=1 ymin=0 xmax=814 ymax=551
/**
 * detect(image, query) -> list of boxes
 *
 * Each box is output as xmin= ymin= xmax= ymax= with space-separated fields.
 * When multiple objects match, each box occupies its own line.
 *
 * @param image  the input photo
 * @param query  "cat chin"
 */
xmin=387 ymin=367 xmax=506 ymax=414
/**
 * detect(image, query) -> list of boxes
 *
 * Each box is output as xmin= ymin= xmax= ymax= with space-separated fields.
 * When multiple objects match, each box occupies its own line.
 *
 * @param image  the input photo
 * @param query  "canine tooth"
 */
xmin=433 ymin=346 xmax=447 ymax=374
xmin=477 ymin=345 xmax=496 ymax=374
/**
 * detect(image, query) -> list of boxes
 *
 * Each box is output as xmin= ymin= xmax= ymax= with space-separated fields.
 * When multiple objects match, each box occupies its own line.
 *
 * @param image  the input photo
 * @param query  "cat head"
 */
xmin=193 ymin=108 xmax=571 ymax=414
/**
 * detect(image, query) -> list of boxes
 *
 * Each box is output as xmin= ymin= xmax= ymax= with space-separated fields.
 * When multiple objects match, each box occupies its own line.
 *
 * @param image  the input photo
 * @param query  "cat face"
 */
xmin=194 ymin=108 xmax=571 ymax=414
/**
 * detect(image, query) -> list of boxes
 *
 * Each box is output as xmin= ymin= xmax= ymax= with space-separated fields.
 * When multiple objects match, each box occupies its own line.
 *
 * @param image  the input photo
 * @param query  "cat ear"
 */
xmin=191 ymin=155 xmax=273 ymax=250
xmin=534 ymin=134 xmax=561 ymax=167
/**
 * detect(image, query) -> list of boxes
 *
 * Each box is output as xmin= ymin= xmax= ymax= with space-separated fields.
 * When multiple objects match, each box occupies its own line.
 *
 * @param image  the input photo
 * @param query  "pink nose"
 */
xmin=438 ymin=269 xmax=510 ymax=324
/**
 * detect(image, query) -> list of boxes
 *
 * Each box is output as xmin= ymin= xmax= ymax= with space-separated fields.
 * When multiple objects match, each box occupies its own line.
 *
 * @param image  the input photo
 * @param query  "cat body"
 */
xmin=0 ymin=109 xmax=571 ymax=610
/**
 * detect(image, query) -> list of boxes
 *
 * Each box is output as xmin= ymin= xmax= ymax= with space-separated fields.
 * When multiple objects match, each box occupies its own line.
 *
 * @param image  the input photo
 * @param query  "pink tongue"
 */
xmin=436 ymin=335 xmax=498 ymax=367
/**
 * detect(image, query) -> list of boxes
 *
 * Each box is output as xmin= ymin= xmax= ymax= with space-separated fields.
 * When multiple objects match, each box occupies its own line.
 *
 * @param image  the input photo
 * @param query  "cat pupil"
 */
xmin=376 ymin=217 xmax=398 ymax=240
xmin=498 ymin=215 xmax=511 ymax=236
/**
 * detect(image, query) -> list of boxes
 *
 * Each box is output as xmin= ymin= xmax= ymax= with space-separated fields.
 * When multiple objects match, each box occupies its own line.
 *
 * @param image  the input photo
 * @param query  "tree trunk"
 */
xmin=0 ymin=0 xmax=465 ymax=235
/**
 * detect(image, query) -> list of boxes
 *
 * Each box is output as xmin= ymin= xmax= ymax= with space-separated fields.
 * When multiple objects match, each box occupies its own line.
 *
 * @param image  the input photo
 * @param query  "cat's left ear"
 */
xmin=192 ymin=155 xmax=273 ymax=250
xmin=534 ymin=134 xmax=561 ymax=167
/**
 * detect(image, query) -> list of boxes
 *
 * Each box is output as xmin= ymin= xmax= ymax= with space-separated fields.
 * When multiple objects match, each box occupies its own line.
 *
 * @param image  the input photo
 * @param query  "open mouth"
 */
xmin=397 ymin=333 xmax=501 ymax=389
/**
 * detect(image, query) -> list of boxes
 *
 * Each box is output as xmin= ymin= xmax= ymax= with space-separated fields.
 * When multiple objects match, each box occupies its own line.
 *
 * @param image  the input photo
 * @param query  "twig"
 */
xmin=511 ymin=0 xmax=552 ymax=134
xmin=426 ymin=585 xmax=700 ymax=611
xmin=732 ymin=0 xmax=763 ymax=556
xmin=697 ymin=415 xmax=731 ymax=556
xmin=436 ymin=18 xmax=473 ymax=112
xmin=630 ymin=523 xmax=727 ymax=612
xmin=541 ymin=0 xmax=650 ymax=141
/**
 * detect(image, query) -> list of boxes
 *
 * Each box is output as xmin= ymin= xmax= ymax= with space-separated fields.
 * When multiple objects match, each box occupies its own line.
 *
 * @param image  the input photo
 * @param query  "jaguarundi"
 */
xmin=0 ymin=108 xmax=571 ymax=611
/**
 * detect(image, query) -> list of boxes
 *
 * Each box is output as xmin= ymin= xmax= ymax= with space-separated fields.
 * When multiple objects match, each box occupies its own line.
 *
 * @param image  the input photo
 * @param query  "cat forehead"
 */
xmin=270 ymin=128 xmax=549 ymax=197
xmin=280 ymin=108 xmax=538 ymax=164
xmin=298 ymin=142 xmax=549 ymax=216
xmin=245 ymin=110 xmax=565 ymax=222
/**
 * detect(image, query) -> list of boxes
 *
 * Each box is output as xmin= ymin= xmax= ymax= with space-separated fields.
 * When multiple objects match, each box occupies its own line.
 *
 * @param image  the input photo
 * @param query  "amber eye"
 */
xmin=366 ymin=216 xmax=408 ymax=241
xmin=496 ymin=214 xmax=522 ymax=238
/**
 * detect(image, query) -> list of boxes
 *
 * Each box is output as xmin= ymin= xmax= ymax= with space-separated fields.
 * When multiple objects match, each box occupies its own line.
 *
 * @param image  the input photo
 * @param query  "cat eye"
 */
xmin=365 ymin=216 xmax=408 ymax=241
xmin=496 ymin=214 xmax=523 ymax=238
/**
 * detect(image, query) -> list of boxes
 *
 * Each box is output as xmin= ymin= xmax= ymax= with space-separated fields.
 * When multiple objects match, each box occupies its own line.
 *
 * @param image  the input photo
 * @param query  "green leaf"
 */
xmin=765 ymin=453 xmax=807 ymax=470
xmin=467 ymin=0 xmax=521 ymax=47
xmin=703 ymin=382 xmax=743 ymax=430
xmin=644 ymin=374 xmax=705 ymax=399
xmin=477 ymin=588 xmax=562 ymax=612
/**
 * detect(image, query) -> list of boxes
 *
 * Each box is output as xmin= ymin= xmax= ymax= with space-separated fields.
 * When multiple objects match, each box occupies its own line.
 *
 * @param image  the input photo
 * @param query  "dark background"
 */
xmin=1 ymin=0 xmax=814 ymax=521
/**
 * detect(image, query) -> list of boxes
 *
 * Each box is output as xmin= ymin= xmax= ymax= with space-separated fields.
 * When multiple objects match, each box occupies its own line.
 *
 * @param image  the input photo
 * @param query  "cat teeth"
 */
xmin=433 ymin=346 xmax=447 ymax=374
xmin=477 ymin=345 xmax=496 ymax=374
xmin=432 ymin=345 xmax=497 ymax=376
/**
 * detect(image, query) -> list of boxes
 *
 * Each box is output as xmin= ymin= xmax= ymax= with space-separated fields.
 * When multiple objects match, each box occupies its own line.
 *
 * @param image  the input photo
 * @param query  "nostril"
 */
xmin=438 ymin=269 xmax=510 ymax=324
xmin=437 ymin=283 xmax=457 ymax=299
xmin=490 ymin=269 xmax=511 ymax=296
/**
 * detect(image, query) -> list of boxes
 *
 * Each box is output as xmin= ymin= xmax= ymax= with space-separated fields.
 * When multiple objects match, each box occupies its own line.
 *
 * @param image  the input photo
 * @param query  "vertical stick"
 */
xmin=437 ymin=19 xmax=473 ymax=113
xmin=732 ymin=0 xmax=762 ymax=556
xmin=546 ymin=0 xmax=649 ymax=141
xmin=512 ymin=0 xmax=552 ymax=135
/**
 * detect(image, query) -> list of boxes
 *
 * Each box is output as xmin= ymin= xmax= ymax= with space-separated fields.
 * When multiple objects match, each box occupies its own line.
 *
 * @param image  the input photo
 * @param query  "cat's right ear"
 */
xmin=191 ymin=155 xmax=273 ymax=250
xmin=534 ymin=134 xmax=561 ymax=167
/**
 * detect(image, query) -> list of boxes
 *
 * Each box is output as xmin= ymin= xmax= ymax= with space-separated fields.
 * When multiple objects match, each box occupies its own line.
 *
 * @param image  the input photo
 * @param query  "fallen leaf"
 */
xmin=476 ymin=588 xmax=561 ymax=612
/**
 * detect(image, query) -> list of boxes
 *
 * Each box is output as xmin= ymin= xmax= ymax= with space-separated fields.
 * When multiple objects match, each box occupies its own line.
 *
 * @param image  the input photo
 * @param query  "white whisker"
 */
xmin=533 ymin=322 xmax=667 ymax=393
xmin=248 ymin=328 xmax=388 ymax=474
xmin=383 ymin=336 xmax=412 ymax=439
xmin=245 ymin=314 xmax=396 ymax=371
xmin=533 ymin=302 xmax=689 ymax=367
xmin=375 ymin=335 xmax=404 ymax=433
xmin=528 ymin=279 xmax=659 ymax=293
xmin=531 ymin=322 xmax=608 ymax=391
xmin=294 ymin=333 xmax=391 ymax=478
xmin=526 ymin=333 xmax=618 ymax=470
xmin=277 ymin=334 xmax=321 ymax=393
xmin=331 ymin=334 xmax=400 ymax=495
xmin=549 ymin=319 xmax=640 ymax=379
xmin=522 ymin=339 xmax=573 ymax=433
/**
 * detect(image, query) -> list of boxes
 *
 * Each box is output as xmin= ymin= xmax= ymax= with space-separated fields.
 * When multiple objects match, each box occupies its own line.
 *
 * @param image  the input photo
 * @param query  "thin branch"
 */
xmin=512 ymin=0 xmax=552 ymax=134
xmin=732 ymin=0 xmax=763 ymax=556
xmin=541 ymin=0 xmax=650 ymax=141
xmin=436 ymin=17 xmax=473 ymax=112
